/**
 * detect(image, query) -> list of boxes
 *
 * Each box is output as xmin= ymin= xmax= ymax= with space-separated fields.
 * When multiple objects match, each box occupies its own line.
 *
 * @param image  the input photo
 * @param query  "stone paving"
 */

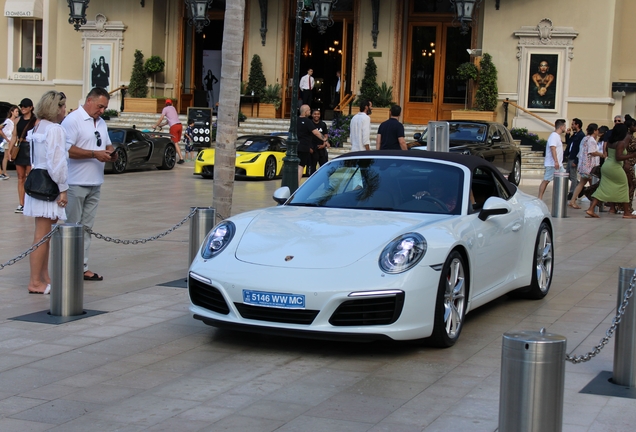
xmin=1 ymin=163 xmax=636 ymax=431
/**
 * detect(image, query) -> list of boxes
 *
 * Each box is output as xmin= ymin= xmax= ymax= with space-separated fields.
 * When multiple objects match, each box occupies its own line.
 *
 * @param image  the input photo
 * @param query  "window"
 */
xmin=20 ymin=19 xmax=42 ymax=70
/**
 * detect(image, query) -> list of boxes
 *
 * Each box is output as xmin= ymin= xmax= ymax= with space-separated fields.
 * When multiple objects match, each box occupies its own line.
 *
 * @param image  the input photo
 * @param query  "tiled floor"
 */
xmin=2 ymin=165 xmax=636 ymax=431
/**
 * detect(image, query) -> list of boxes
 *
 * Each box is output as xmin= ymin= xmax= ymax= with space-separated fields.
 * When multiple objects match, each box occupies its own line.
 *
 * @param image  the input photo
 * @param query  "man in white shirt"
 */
xmin=538 ymin=118 xmax=566 ymax=200
xmin=62 ymin=87 xmax=116 ymax=281
xmin=299 ymin=68 xmax=314 ymax=107
xmin=349 ymin=100 xmax=372 ymax=152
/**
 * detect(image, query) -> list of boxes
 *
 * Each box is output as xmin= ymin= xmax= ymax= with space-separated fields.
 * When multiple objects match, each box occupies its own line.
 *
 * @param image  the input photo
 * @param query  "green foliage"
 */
xmin=358 ymin=56 xmax=379 ymax=105
xmin=457 ymin=62 xmax=478 ymax=82
xmin=329 ymin=114 xmax=353 ymax=148
xmin=238 ymin=111 xmax=247 ymax=122
xmin=475 ymin=53 xmax=498 ymax=111
xmin=375 ymin=82 xmax=394 ymax=108
xmin=129 ymin=49 xmax=149 ymax=98
xmin=103 ymin=109 xmax=119 ymax=118
xmin=261 ymin=84 xmax=282 ymax=110
xmin=144 ymin=56 xmax=165 ymax=75
xmin=245 ymin=55 xmax=267 ymax=98
xmin=240 ymin=81 xmax=247 ymax=95
xmin=18 ymin=67 xmax=25 ymax=72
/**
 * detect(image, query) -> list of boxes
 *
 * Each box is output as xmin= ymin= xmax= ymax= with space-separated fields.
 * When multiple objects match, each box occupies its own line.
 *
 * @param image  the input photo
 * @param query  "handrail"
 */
xmin=334 ymin=93 xmax=355 ymax=112
xmin=108 ymin=85 xmax=127 ymax=96
xmin=504 ymin=98 xmax=554 ymax=127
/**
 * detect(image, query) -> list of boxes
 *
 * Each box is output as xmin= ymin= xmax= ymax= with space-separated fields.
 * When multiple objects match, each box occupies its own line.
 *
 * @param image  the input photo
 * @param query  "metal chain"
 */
xmin=85 ymin=207 xmax=198 ymax=245
xmin=0 ymin=225 xmax=59 ymax=270
xmin=566 ymin=270 xmax=636 ymax=364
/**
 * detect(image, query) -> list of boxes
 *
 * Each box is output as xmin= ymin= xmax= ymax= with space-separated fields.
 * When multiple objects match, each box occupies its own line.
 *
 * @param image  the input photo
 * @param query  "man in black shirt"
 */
xmin=309 ymin=109 xmax=329 ymax=174
xmin=297 ymin=104 xmax=328 ymax=184
xmin=564 ymin=118 xmax=584 ymax=200
xmin=376 ymin=105 xmax=407 ymax=150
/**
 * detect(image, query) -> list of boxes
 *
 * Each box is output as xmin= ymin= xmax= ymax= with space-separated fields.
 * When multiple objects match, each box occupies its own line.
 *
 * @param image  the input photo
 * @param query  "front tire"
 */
xmin=429 ymin=251 xmax=467 ymax=348
xmin=508 ymin=158 xmax=521 ymax=185
xmin=159 ymin=144 xmax=177 ymax=170
xmin=264 ymin=156 xmax=277 ymax=180
xmin=523 ymin=222 xmax=553 ymax=299
xmin=111 ymin=148 xmax=127 ymax=174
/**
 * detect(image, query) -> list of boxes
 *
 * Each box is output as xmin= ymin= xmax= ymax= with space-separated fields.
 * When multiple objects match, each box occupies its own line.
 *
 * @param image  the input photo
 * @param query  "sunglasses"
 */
xmin=95 ymin=131 xmax=102 ymax=147
xmin=58 ymin=92 xmax=66 ymax=106
xmin=615 ymin=120 xmax=622 ymax=123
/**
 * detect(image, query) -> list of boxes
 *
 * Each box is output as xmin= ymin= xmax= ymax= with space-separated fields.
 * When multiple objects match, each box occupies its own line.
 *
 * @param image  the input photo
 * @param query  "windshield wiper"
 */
xmin=287 ymin=202 xmax=320 ymax=207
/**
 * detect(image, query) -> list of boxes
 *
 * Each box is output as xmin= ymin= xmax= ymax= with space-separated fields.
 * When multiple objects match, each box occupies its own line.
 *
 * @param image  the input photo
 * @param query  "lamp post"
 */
xmin=185 ymin=0 xmax=213 ymax=33
xmin=450 ymin=0 xmax=482 ymax=35
xmin=281 ymin=0 xmax=335 ymax=192
xmin=67 ymin=0 xmax=90 ymax=31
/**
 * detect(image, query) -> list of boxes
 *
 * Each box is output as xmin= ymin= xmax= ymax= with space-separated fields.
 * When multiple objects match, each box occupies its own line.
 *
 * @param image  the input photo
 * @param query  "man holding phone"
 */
xmin=62 ymin=87 xmax=117 ymax=282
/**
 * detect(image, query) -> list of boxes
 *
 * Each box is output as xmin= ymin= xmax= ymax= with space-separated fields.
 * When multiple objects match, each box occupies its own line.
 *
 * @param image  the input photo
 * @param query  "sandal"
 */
xmin=568 ymin=202 xmax=581 ymax=209
xmin=622 ymin=215 xmax=636 ymax=219
xmin=83 ymin=272 xmax=103 ymax=281
xmin=585 ymin=211 xmax=600 ymax=218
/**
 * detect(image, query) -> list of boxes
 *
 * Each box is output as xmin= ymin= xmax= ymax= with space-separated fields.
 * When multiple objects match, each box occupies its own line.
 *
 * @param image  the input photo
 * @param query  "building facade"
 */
xmin=2 ymin=0 xmax=634 ymax=134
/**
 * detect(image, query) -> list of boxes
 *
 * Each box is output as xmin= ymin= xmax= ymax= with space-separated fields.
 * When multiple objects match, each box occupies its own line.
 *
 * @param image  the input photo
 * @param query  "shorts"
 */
xmin=298 ymin=151 xmax=311 ymax=167
xmin=169 ymin=123 xmax=183 ymax=144
xmin=543 ymin=166 xmax=566 ymax=181
xmin=185 ymin=143 xmax=194 ymax=152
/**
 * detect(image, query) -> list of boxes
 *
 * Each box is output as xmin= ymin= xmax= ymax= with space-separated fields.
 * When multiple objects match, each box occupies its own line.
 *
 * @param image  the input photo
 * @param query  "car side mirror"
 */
xmin=478 ymin=196 xmax=511 ymax=221
xmin=273 ymin=186 xmax=291 ymax=205
xmin=413 ymin=132 xmax=422 ymax=141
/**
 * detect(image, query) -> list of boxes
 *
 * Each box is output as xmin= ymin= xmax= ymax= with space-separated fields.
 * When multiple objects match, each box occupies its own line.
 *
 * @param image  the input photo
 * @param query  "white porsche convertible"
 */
xmin=188 ymin=151 xmax=554 ymax=347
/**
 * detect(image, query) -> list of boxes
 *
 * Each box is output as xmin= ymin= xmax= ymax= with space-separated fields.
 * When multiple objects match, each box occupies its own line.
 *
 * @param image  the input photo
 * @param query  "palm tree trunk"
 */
xmin=213 ymin=0 xmax=245 ymax=221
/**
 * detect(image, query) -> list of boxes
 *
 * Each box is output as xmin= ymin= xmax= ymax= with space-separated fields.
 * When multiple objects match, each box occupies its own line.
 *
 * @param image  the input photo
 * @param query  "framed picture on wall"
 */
xmin=88 ymin=43 xmax=113 ymax=92
xmin=526 ymin=53 xmax=559 ymax=111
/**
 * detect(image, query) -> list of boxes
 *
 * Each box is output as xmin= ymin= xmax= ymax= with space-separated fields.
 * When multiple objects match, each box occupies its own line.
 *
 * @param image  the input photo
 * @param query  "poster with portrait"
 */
xmin=202 ymin=50 xmax=222 ymax=112
xmin=526 ymin=54 xmax=558 ymax=111
xmin=89 ymin=43 xmax=112 ymax=91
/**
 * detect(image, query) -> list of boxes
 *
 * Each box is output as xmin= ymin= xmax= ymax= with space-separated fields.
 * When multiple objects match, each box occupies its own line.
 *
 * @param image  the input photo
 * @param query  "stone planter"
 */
xmin=369 ymin=107 xmax=390 ymax=123
xmin=124 ymin=97 xmax=170 ymax=113
xmin=450 ymin=110 xmax=497 ymax=122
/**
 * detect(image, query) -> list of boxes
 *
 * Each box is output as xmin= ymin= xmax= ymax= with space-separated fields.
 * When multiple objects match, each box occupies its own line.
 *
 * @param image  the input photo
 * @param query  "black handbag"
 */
xmin=25 ymin=168 xmax=59 ymax=201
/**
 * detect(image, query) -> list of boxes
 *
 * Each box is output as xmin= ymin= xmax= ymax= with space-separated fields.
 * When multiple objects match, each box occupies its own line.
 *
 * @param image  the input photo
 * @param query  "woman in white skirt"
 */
xmin=24 ymin=91 xmax=68 ymax=294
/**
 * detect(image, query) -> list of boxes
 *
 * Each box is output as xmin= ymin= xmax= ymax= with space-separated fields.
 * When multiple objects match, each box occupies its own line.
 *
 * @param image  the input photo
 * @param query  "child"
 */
xmin=184 ymin=118 xmax=195 ymax=161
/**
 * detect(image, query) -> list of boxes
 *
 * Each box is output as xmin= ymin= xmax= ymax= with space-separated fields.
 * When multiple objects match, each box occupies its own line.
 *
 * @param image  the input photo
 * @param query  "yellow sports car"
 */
xmin=194 ymin=134 xmax=305 ymax=180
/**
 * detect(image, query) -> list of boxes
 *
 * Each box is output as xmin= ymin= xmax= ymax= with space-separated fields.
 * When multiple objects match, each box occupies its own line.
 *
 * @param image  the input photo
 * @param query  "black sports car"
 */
xmin=408 ymin=121 xmax=522 ymax=185
xmin=105 ymin=128 xmax=177 ymax=174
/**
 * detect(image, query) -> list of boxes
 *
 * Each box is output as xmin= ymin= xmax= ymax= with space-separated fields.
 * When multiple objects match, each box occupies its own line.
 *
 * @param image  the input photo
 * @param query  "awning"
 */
xmin=4 ymin=0 xmax=43 ymax=19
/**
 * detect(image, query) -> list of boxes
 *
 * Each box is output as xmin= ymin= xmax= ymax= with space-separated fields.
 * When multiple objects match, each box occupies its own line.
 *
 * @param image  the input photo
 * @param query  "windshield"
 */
xmin=236 ymin=139 xmax=272 ymax=152
xmin=422 ymin=122 xmax=487 ymax=144
xmin=287 ymin=158 xmax=464 ymax=215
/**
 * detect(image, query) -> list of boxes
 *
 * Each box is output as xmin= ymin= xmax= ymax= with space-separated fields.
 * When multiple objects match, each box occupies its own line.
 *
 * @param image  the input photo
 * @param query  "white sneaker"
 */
xmin=580 ymin=196 xmax=590 ymax=203
xmin=632 ymin=210 xmax=636 ymax=216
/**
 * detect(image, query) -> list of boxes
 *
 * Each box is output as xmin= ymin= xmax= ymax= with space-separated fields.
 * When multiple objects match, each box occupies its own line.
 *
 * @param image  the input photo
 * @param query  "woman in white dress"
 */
xmin=0 ymin=105 xmax=19 ymax=179
xmin=24 ymin=91 xmax=68 ymax=294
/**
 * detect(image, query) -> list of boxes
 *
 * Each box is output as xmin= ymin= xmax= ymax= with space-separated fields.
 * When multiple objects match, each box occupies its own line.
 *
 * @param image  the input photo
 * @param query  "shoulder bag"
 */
xmin=24 ymin=123 xmax=60 ymax=202
xmin=9 ymin=116 xmax=35 ymax=160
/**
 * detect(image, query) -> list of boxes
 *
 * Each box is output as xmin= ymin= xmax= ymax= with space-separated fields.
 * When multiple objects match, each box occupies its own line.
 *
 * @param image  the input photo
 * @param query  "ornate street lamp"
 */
xmin=67 ymin=0 xmax=90 ymax=31
xmin=450 ymin=0 xmax=482 ymax=35
xmin=185 ymin=0 xmax=213 ymax=33
xmin=311 ymin=0 xmax=337 ymax=35
xmin=281 ymin=0 xmax=335 ymax=192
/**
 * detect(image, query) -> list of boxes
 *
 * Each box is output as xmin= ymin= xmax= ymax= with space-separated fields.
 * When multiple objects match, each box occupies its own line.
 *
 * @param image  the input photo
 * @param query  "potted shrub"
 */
xmin=242 ymin=55 xmax=266 ymax=116
xmin=260 ymin=83 xmax=282 ymax=118
xmin=145 ymin=55 xmax=165 ymax=97
xmin=451 ymin=53 xmax=499 ymax=121
xmin=329 ymin=114 xmax=353 ymax=148
xmin=124 ymin=50 xmax=168 ymax=113
xmin=369 ymin=82 xmax=394 ymax=123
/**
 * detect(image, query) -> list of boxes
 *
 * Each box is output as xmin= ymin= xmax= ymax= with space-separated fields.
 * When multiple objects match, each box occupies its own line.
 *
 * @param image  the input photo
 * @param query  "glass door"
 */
xmin=404 ymin=24 xmax=442 ymax=124
xmin=403 ymin=23 xmax=471 ymax=123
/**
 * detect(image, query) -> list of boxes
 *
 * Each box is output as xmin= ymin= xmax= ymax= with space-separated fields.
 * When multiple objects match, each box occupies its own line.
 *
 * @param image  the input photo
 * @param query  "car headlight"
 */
xmin=201 ymin=221 xmax=236 ymax=259
xmin=241 ymin=154 xmax=260 ymax=163
xmin=379 ymin=233 xmax=427 ymax=274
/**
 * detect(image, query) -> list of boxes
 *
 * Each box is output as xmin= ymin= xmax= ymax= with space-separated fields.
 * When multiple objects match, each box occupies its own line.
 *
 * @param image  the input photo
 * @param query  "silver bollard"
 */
xmin=551 ymin=172 xmax=569 ymax=218
xmin=612 ymin=267 xmax=636 ymax=387
xmin=499 ymin=329 xmax=567 ymax=432
xmin=50 ymin=223 xmax=84 ymax=317
xmin=189 ymin=207 xmax=216 ymax=266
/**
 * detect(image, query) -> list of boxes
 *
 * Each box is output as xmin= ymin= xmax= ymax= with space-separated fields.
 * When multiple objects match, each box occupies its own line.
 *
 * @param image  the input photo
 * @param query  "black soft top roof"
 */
xmin=338 ymin=150 xmax=518 ymax=196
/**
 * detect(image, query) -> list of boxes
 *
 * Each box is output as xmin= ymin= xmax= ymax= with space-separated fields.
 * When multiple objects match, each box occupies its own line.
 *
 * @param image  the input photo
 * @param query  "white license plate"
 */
xmin=242 ymin=290 xmax=305 ymax=309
